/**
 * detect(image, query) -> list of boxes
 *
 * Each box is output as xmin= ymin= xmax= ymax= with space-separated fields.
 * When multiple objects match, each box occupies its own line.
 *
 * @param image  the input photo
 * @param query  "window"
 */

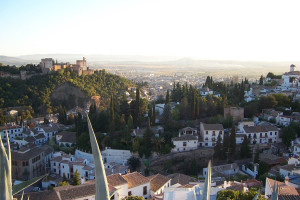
xmin=270 ymin=132 xmax=272 ymax=135
xmin=206 ymin=131 xmax=208 ymax=134
xmin=143 ymin=186 xmax=147 ymax=195
xmin=54 ymin=169 xmax=56 ymax=172
xmin=183 ymin=142 xmax=187 ymax=146
xmin=212 ymin=131 xmax=215 ymax=136
xmin=219 ymin=131 xmax=222 ymax=134
xmin=128 ymin=191 xmax=132 ymax=196
xmin=205 ymin=143 xmax=208 ymax=146
xmin=54 ymin=162 xmax=56 ymax=166
xmin=275 ymin=132 xmax=277 ymax=135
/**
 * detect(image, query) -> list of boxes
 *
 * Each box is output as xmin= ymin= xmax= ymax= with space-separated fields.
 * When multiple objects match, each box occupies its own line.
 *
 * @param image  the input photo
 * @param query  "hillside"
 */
xmin=0 ymin=69 xmax=134 ymax=113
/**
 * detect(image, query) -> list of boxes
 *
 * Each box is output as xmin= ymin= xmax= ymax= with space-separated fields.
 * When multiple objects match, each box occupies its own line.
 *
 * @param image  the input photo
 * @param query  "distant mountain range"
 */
xmin=0 ymin=54 xmax=299 ymax=74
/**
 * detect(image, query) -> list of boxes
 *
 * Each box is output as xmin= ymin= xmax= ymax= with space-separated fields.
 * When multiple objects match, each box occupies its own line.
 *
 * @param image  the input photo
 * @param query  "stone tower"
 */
xmin=290 ymin=64 xmax=296 ymax=72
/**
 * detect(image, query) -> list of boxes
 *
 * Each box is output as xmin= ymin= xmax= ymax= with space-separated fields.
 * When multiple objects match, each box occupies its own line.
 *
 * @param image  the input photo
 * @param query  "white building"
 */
xmin=0 ymin=124 xmax=24 ymax=141
xmin=101 ymin=148 xmax=132 ymax=165
xmin=172 ymin=135 xmax=198 ymax=152
xmin=281 ymin=64 xmax=300 ymax=89
xmin=50 ymin=152 xmax=94 ymax=180
xmin=199 ymin=123 xmax=224 ymax=147
xmin=122 ymin=172 xmax=151 ymax=199
xmin=242 ymin=125 xmax=279 ymax=144
xmin=203 ymin=163 xmax=239 ymax=177
xmin=148 ymin=174 xmax=171 ymax=196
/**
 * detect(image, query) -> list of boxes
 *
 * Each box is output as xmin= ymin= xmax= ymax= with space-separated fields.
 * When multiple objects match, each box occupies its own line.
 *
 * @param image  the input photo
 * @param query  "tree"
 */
xmin=127 ymin=156 xmax=141 ymax=171
xmin=229 ymin=124 xmax=236 ymax=155
xmin=62 ymin=172 xmax=67 ymax=182
xmin=259 ymin=95 xmax=277 ymax=111
xmin=254 ymin=151 xmax=260 ymax=163
xmin=152 ymin=102 xmax=156 ymax=125
xmin=258 ymin=161 xmax=270 ymax=178
xmin=222 ymin=132 xmax=231 ymax=159
xmin=109 ymin=95 xmax=115 ymax=132
xmin=72 ymin=169 xmax=81 ymax=185
xmin=214 ymin=133 xmax=224 ymax=160
xmin=259 ymin=75 xmax=264 ymax=85
xmin=58 ymin=181 xmax=69 ymax=186
xmin=165 ymin=90 xmax=170 ymax=104
xmin=161 ymin=103 xmax=172 ymax=125
xmin=127 ymin=115 xmax=134 ymax=133
xmin=143 ymin=118 xmax=153 ymax=158
xmin=240 ymin=136 xmax=251 ymax=158
xmin=135 ymin=87 xmax=140 ymax=127
xmin=282 ymin=126 xmax=296 ymax=147
xmin=179 ymin=96 xmax=189 ymax=120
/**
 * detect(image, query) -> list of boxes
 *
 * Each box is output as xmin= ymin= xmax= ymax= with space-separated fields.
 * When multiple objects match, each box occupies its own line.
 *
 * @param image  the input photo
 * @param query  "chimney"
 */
xmin=285 ymin=176 xmax=289 ymax=185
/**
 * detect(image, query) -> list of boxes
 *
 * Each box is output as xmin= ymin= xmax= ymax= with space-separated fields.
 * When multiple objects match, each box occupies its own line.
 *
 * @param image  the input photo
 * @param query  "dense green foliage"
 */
xmin=217 ymin=188 xmax=265 ymax=200
xmin=72 ymin=170 xmax=81 ymax=185
xmin=0 ymin=68 xmax=133 ymax=113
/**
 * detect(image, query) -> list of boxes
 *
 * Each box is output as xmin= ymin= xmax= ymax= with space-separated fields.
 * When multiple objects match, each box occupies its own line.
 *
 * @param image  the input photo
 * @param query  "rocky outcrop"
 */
xmin=50 ymin=83 xmax=89 ymax=109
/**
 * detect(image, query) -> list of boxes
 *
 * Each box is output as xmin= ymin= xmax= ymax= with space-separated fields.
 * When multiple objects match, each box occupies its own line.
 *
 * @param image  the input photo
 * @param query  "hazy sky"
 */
xmin=1 ymin=0 xmax=299 ymax=61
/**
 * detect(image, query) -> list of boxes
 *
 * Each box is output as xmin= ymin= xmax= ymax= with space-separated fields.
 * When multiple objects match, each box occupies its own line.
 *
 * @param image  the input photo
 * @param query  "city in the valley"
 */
xmin=1 ymin=56 xmax=300 ymax=200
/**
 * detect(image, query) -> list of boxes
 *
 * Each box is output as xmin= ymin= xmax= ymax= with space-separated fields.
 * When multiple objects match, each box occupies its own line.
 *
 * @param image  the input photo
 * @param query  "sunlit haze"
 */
xmin=1 ymin=0 xmax=300 ymax=61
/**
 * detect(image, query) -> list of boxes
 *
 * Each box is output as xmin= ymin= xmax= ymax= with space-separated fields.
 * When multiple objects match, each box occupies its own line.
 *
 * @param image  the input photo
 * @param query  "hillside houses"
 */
xmin=200 ymin=123 xmax=224 ymax=147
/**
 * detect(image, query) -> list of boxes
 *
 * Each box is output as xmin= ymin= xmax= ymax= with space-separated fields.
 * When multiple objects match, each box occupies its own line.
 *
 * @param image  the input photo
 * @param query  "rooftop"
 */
xmin=173 ymin=134 xmax=198 ymax=141
xmin=148 ymin=174 xmax=171 ymax=192
xmin=122 ymin=172 xmax=150 ymax=189
xmin=201 ymin=123 xmax=224 ymax=131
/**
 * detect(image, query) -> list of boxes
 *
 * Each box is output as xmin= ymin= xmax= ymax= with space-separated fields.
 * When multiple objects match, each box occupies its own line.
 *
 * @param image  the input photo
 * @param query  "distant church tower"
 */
xmin=290 ymin=64 xmax=296 ymax=72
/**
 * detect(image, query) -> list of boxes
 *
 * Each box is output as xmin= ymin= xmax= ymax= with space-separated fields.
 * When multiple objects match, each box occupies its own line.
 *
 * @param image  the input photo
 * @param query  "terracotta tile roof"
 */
xmin=178 ymin=184 xmax=196 ymax=188
xmin=148 ymin=174 xmax=171 ymax=192
xmin=107 ymin=173 xmax=128 ymax=187
xmin=243 ymin=125 xmax=278 ymax=133
xmin=244 ymin=178 xmax=262 ymax=188
xmin=51 ymin=156 xmax=62 ymax=162
xmin=35 ymin=133 xmax=46 ymax=139
xmin=202 ymin=123 xmax=224 ymax=130
xmin=82 ymin=165 xmax=93 ymax=171
xmin=24 ymin=136 xmax=35 ymax=143
xmin=0 ymin=124 xmax=20 ymax=131
xmin=267 ymin=178 xmax=299 ymax=196
xmin=122 ymin=172 xmax=150 ymax=189
xmin=12 ymin=145 xmax=53 ymax=161
xmin=13 ymin=190 xmax=60 ymax=200
xmin=172 ymin=134 xmax=198 ymax=141
xmin=14 ymin=180 xmax=117 ymax=200
xmin=167 ymin=173 xmax=197 ymax=185
xmin=58 ymin=131 xmax=76 ymax=144
xmin=280 ymin=164 xmax=300 ymax=172
xmin=278 ymin=195 xmax=300 ymax=200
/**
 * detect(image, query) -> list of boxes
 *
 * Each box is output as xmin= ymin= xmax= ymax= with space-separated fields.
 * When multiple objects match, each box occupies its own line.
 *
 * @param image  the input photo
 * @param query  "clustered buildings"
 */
xmin=40 ymin=57 xmax=94 ymax=76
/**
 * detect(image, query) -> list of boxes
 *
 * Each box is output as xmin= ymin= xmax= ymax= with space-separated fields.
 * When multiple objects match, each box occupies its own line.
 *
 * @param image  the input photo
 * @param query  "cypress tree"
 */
xmin=152 ymin=102 xmax=156 ymax=125
xmin=241 ymin=135 xmax=251 ymax=158
xmin=214 ymin=133 xmax=223 ymax=160
xmin=72 ymin=170 xmax=81 ymax=185
xmin=62 ymin=172 xmax=67 ymax=182
xmin=109 ymin=95 xmax=115 ymax=132
xmin=229 ymin=123 xmax=236 ymax=155
xmin=135 ymin=87 xmax=140 ymax=127
xmin=143 ymin=118 xmax=153 ymax=158
xmin=166 ymin=90 xmax=170 ymax=104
